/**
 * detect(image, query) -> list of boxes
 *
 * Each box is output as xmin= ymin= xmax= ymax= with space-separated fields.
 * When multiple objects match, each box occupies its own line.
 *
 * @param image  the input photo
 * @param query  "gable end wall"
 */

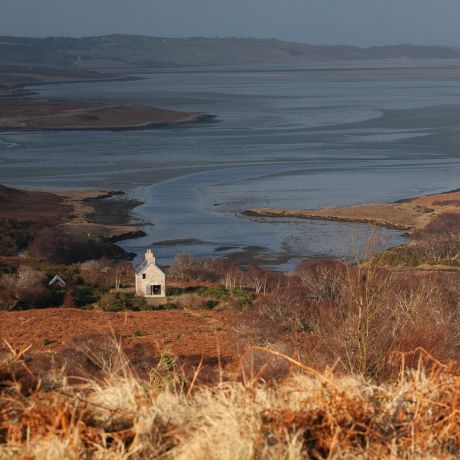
xmin=135 ymin=264 xmax=166 ymax=297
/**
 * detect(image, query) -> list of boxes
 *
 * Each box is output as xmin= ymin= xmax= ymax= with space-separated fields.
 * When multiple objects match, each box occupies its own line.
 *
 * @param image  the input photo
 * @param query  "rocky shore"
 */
xmin=49 ymin=188 xmax=146 ymax=242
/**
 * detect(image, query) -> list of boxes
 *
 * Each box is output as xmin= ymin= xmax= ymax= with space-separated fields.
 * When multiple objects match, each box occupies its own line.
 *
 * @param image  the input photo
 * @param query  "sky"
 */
xmin=3 ymin=0 xmax=460 ymax=47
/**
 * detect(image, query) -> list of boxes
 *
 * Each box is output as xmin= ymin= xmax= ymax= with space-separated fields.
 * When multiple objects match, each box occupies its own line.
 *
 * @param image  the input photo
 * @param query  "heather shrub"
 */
xmin=28 ymin=227 xmax=101 ymax=264
xmin=176 ymin=293 xmax=208 ymax=309
xmin=0 ymin=262 xmax=16 ymax=276
xmin=28 ymin=227 xmax=129 ymax=264
xmin=3 ymin=266 xmax=64 ymax=309
xmin=13 ymin=286 xmax=63 ymax=309
xmin=98 ymin=291 xmax=130 ymax=311
xmin=0 ymin=218 xmax=32 ymax=256
xmin=416 ymin=212 xmax=460 ymax=236
xmin=98 ymin=290 xmax=149 ymax=311
xmin=196 ymin=286 xmax=255 ymax=309
xmin=137 ymin=301 xmax=179 ymax=311
xmin=0 ymin=278 xmax=17 ymax=311
xmin=398 ymin=213 xmax=460 ymax=265
xmin=71 ymin=283 xmax=106 ymax=308
xmin=196 ymin=286 xmax=230 ymax=300
xmin=378 ymin=245 xmax=421 ymax=267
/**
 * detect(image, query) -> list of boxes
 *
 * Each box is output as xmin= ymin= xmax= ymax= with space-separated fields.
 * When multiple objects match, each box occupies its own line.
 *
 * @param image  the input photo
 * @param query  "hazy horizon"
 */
xmin=3 ymin=33 xmax=460 ymax=50
xmin=3 ymin=0 xmax=460 ymax=48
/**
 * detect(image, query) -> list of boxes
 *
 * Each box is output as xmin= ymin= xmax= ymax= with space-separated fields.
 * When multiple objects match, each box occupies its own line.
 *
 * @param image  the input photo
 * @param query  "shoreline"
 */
xmin=244 ymin=208 xmax=410 ymax=230
xmin=47 ymin=188 xmax=147 ymax=243
xmin=244 ymin=188 xmax=460 ymax=235
xmin=0 ymin=183 xmax=149 ymax=266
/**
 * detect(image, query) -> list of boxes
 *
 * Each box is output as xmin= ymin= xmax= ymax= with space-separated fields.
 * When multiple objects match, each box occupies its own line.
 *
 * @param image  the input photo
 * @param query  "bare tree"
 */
xmin=168 ymin=253 xmax=197 ymax=280
xmin=224 ymin=265 xmax=243 ymax=290
xmin=114 ymin=261 xmax=133 ymax=290
xmin=245 ymin=265 xmax=268 ymax=294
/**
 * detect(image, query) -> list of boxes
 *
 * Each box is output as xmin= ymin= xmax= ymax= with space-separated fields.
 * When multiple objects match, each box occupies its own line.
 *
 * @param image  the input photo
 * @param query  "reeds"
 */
xmin=1 ymin=344 xmax=459 ymax=459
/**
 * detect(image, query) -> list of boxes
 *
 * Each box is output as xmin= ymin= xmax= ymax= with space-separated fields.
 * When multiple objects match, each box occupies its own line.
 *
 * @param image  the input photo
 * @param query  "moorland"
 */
xmin=2 ymin=181 xmax=460 ymax=458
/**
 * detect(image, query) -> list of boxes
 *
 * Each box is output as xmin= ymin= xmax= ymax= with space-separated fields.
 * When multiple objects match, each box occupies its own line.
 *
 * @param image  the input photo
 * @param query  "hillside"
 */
xmin=2 ymin=185 xmax=460 ymax=457
xmin=1 ymin=35 xmax=460 ymax=71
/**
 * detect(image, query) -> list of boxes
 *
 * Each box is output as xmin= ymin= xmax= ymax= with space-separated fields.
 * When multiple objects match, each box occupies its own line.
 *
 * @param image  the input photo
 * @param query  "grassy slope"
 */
xmin=0 ymin=185 xmax=71 ymax=224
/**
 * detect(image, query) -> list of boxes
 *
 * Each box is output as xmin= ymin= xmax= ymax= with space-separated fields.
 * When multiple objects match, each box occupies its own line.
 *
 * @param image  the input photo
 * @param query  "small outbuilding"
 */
xmin=135 ymin=249 xmax=166 ymax=298
xmin=48 ymin=275 xmax=66 ymax=288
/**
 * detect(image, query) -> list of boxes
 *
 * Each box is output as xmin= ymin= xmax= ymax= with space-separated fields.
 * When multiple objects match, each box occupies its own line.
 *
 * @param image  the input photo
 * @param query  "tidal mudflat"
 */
xmin=3 ymin=64 xmax=460 ymax=268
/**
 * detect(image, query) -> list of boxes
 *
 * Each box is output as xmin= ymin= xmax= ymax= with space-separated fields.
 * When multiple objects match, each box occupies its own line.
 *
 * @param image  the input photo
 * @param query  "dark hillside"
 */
xmin=1 ymin=35 xmax=460 ymax=70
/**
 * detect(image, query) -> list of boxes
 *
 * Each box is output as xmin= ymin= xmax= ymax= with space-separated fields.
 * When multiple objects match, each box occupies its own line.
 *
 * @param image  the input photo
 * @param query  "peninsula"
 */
xmin=0 ymin=99 xmax=209 ymax=131
xmin=244 ymin=189 xmax=460 ymax=233
xmin=0 ymin=62 xmax=213 ymax=131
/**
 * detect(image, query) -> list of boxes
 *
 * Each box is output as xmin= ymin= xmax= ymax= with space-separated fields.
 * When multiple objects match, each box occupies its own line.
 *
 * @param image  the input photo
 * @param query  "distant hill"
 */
xmin=1 ymin=35 xmax=460 ymax=71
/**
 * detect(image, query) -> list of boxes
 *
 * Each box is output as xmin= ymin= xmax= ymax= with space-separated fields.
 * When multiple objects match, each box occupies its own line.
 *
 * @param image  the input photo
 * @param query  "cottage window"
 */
xmin=148 ymin=285 xmax=162 ymax=296
xmin=142 ymin=274 xmax=146 ymax=279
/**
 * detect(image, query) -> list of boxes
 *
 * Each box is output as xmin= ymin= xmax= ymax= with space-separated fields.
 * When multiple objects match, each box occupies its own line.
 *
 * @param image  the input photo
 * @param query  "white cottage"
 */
xmin=135 ymin=249 xmax=166 ymax=298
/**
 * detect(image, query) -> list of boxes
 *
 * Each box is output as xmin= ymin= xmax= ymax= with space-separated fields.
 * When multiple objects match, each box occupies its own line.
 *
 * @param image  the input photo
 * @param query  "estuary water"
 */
xmin=3 ymin=63 xmax=460 ymax=269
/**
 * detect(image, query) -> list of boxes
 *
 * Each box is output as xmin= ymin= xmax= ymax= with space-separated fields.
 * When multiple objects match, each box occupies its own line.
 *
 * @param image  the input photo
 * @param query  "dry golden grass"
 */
xmin=1 ymin=343 xmax=460 ymax=460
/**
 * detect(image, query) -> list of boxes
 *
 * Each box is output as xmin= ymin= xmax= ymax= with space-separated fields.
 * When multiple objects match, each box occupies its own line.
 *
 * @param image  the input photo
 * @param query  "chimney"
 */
xmin=145 ymin=249 xmax=155 ymax=264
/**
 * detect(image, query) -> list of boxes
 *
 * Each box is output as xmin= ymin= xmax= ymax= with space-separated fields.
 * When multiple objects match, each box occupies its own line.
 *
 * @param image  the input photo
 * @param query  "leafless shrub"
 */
xmin=233 ymin=250 xmax=460 ymax=381
xmin=113 ymin=261 xmax=133 ymax=290
xmin=168 ymin=253 xmax=224 ymax=282
xmin=295 ymin=258 xmax=345 ymax=299
xmin=168 ymin=252 xmax=197 ymax=280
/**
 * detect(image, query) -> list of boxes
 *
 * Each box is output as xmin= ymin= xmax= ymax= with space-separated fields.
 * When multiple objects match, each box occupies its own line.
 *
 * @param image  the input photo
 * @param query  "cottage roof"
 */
xmin=135 ymin=259 xmax=148 ymax=275
xmin=135 ymin=258 xmax=165 ymax=276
